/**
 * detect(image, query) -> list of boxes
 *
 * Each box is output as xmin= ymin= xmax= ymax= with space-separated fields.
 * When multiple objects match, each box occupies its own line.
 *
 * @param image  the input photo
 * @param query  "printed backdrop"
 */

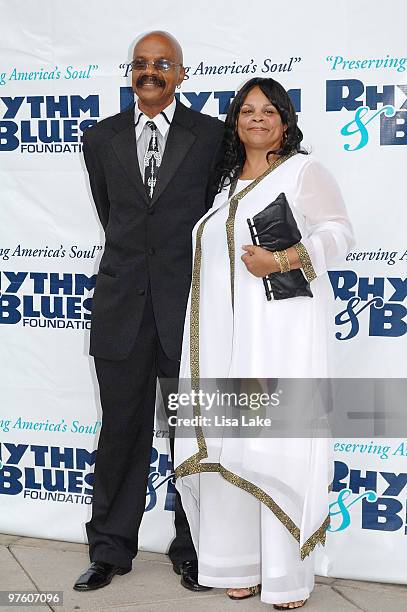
xmin=0 ymin=0 xmax=406 ymax=584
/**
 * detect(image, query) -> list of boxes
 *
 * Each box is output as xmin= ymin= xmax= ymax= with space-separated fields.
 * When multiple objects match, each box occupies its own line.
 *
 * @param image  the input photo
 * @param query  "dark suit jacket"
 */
xmin=83 ymin=100 xmax=224 ymax=361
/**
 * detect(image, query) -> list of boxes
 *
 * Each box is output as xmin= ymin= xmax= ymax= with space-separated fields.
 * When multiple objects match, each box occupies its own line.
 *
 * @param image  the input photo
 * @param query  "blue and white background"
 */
xmin=0 ymin=0 xmax=406 ymax=584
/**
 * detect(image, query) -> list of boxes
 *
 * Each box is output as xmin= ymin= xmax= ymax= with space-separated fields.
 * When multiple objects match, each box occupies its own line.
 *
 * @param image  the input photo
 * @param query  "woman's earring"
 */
xmin=176 ymin=84 xmax=181 ymax=89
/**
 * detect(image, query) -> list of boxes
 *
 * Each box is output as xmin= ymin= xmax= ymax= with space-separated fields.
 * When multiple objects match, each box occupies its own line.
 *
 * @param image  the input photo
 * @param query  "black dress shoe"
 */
xmin=73 ymin=561 xmax=131 ymax=591
xmin=173 ymin=560 xmax=212 ymax=592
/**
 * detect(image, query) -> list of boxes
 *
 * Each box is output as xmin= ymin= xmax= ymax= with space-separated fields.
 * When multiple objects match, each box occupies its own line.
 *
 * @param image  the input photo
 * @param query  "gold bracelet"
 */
xmin=293 ymin=242 xmax=317 ymax=282
xmin=273 ymin=249 xmax=290 ymax=273
xmin=273 ymin=251 xmax=282 ymax=272
xmin=277 ymin=249 xmax=290 ymax=273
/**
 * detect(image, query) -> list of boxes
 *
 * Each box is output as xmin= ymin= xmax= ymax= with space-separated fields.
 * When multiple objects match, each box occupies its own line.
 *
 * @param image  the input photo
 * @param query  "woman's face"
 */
xmin=237 ymin=86 xmax=286 ymax=153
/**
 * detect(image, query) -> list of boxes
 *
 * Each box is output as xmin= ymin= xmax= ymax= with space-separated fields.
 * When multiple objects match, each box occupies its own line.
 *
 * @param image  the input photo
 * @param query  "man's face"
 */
xmin=131 ymin=34 xmax=185 ymax=112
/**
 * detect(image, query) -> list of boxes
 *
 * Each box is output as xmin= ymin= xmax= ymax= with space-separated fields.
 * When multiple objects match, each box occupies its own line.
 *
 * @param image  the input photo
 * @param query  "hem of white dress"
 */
xmin=261 ymin=586 xmax=312 ymax=605
xmin=198 ymin=575 xmax=312 ymax=605
xmin=198 ymin=573 xmax=261 ymax=588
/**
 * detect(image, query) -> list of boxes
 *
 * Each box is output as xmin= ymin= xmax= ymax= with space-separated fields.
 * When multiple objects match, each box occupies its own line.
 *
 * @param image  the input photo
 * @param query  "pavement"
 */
xmin=0 ymin=534 xmax=406 ymax=612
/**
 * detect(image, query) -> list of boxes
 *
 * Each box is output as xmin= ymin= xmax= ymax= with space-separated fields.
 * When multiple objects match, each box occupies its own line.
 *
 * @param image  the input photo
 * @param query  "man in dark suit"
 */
xmin=73 ymin=31 xmax=224 ymax=592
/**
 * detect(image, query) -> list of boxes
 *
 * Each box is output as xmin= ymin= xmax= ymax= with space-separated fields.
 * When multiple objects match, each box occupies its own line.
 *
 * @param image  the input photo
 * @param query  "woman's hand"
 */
xmin=241 ymin=245 xmax=278 ymax=277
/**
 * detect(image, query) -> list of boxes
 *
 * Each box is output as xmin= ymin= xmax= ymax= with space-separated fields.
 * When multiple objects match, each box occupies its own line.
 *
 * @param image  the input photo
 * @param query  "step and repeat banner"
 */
xmin=1 ymin=0 xmax=406 ymax=584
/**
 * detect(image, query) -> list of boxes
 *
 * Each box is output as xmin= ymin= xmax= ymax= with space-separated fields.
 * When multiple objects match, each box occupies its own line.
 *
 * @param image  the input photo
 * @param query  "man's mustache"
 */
xmin=136 ymin=75 xmax=165 ymax=88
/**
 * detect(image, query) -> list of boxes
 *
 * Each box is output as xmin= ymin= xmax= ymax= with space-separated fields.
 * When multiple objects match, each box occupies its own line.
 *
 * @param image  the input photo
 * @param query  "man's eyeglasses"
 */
xmin=130 ymin=59 xmax=181 ymax=72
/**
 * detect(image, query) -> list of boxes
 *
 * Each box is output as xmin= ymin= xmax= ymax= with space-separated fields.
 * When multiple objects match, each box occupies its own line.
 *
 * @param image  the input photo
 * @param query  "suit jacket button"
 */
xmin=138 ymin=289 xmax=145 ymax=296
xmin=148 ymin=247 xmax=155 ymax=255
xmin=147 ymin=208 xmax=155 ymax=215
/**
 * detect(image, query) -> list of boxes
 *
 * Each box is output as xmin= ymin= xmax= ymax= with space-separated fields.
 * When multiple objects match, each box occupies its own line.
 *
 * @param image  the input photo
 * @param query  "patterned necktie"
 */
xmin=143 ymin=121 xmax=161 ymax=199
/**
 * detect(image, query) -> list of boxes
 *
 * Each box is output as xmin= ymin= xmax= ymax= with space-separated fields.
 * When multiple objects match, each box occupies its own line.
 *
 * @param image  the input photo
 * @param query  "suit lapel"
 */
xmin=110 ymin=107 xmax=149 ymax=206
xmin=150 ymin=101 xmax=196 ymax=206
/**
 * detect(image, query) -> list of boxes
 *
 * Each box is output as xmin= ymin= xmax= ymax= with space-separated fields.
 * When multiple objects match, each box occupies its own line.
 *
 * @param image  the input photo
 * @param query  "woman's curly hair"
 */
xmin=216 ymin=77 xmax=307 ymax=192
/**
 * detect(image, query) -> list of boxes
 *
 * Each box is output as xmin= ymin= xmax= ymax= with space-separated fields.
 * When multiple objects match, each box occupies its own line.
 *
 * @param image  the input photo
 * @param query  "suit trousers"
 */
xmin=86 ymin=292 xmax=196 ymax=568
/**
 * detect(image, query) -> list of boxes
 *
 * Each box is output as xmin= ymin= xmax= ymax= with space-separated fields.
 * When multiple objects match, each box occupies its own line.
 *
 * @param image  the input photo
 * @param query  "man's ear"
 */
xmin=177 ymin=66 xmax=186 ymax=86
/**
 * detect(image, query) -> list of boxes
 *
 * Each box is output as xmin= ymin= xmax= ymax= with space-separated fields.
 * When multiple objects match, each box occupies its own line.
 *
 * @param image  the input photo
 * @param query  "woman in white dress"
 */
xmin=174 ymin=78 xmax=354 ymax=609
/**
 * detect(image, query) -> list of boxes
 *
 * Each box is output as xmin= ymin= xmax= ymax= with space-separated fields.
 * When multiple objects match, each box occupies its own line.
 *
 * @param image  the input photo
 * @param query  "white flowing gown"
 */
xmin=174 ymin=153 xmax=355 ymax=604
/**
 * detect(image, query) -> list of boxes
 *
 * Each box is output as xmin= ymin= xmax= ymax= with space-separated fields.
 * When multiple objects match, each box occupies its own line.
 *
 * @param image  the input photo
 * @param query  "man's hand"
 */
xmin=241 ymin=245 xmax=277 ymax=277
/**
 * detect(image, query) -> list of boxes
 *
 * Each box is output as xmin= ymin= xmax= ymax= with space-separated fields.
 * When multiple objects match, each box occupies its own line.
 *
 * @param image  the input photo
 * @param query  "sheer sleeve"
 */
xmin=293 ymin=159 xmax=355 ymax=281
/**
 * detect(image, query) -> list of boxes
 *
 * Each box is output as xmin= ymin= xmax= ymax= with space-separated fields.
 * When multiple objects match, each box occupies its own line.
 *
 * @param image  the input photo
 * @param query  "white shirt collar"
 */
xmin=134 ymin=98 xmax=176 ymax=141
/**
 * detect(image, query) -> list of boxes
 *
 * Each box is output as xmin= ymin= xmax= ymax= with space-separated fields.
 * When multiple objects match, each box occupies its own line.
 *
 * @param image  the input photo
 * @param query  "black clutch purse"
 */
xmin=247 ymin=192 xmax=313 ymax=301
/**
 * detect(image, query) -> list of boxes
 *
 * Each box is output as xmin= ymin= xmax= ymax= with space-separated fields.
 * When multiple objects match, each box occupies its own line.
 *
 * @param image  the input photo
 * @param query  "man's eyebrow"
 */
xmin=133 ymin=55 xmax=171 ymax=59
